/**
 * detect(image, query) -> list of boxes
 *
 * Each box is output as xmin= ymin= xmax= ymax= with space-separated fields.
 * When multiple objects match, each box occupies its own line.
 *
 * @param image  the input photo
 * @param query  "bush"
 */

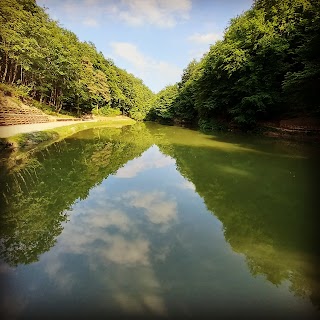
xmin=92 ymin=106 xmax=121 ymax=117
xmin=198 ymin=118 xmax=227 ymax=132
xmin=0 ymin=83 xmax=31 ymax=99
xmin=129 ymin=109 xmax=145 ymax=121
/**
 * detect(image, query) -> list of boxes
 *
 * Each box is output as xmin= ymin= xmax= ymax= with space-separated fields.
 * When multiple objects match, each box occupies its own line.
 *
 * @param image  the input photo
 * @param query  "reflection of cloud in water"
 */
xmin=114 ymin=145 xmax=175 ymax=178
xmin=125 ymin=191 xmax=177 ymax=226
xmin=114 ymin=292 xmax=167 ymax=316
xmin=44 ymin=259 xmax=75 ymax=291
xmin=55 ymin=208 xmax=150 ymax=267
xmin=82 ymin=207 xmax=131 ymax=232
xmin=154 ymin=245 xmax=171 ymax=262
xmin=102 ymin=235 xmax=150 ymax=266
xmin=109 ymin=267 xmax=167 ymax=316
xmin=178 ymin=179 xmax=196 ymax=191
xmin=39 ymin=181 xmax=177 ymax=315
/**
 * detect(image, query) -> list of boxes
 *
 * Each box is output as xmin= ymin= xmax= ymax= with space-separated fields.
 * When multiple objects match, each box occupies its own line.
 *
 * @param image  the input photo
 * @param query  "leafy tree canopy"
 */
xmin=0 ymin=0 xmax=154 ymax=118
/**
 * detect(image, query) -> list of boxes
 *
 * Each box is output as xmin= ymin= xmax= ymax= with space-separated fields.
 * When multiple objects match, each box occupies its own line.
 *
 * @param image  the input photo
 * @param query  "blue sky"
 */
xmin=36 ymin=0 xmax=253 ymax=93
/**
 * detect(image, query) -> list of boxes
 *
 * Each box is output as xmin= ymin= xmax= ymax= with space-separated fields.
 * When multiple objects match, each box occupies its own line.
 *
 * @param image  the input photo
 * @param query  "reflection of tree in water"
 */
xmin=156 ymin=131 xmax=320 ymax=308
xmin=1 ymin=122 xmax=319 ymax=308
xmin=0 ymin=124 xmax=154 ymax=266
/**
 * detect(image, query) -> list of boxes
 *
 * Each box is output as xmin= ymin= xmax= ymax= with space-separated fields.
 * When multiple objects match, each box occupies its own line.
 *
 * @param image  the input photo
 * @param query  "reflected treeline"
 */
xmin=0 ymin=122 xmax=319 ymax=307
xmin=0 ymin=124 xmax=154 ymax=266
xmin=152 ymin=126 xmax=320 ymax=308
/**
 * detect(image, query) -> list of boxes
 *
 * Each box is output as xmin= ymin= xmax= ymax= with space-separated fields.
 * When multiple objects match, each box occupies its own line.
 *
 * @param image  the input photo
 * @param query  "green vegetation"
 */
xmin=148 ymin=0 xmax=320 ymax=129
xmin=1 ymin=0 xmax=318 ymax=130
xmin=91 ymin=106 xmax=122 ymax=117
xmin=0 ymin=0 xmax=154 ymax=119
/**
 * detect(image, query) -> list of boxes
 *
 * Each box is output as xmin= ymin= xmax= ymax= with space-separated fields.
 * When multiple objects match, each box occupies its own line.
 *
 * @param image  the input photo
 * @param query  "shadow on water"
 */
xmin=0 ymin=122 xmax=319 ymax=318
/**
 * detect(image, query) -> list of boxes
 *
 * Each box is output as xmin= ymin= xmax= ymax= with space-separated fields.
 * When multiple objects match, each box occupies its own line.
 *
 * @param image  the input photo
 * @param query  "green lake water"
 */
xmin=0 ymin=122 xmax=319 ymax=319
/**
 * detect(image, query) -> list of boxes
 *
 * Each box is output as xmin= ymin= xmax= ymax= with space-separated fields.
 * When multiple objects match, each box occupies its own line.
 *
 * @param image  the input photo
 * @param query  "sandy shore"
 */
xmin=0 ymin=120 xmax=96 ymax=138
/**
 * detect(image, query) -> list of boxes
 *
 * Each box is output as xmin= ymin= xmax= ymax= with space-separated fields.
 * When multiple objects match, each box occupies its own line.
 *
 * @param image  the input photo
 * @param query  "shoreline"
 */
xmin=0 ymin=117 xmax=135 ymax=151
xmin=0 ymin=120 xmax=96 ymax=138
xmin=0 ymin=117 xmax=136 ymax=171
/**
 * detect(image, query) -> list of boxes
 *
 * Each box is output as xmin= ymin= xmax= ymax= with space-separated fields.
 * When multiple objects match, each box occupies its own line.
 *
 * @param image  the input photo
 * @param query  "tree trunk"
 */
xmin=11 ymin=63 xmax=18 ymax=84
xmin=8 ymin=61 xmax=13 ymax=83
xmin=2 ymin=53 xmax=8 ymax=83
xmin=50 ymin=89 xmax=54 ymax=106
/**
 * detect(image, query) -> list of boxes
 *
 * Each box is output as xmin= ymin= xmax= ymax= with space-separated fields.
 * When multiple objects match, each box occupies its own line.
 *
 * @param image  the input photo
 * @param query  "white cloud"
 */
xmin=188 ymin=32 xmax=223 ymax=45
xmin=83 ymin=17 xmax=99 ymax=27
xmin=188 ymin=48 xmax=209 ymax=60
xmin=111 ymin=42 xmax=146 ymax=68
xmin=38 ymin=0 xmax=191 ymax=28
xmin=117 ymin=0 xmax=192 ymax=28
xmin=187 ymin=32 xmax=223 ymax=60
xmin=110 ymin=42 xmax=181 ymax=92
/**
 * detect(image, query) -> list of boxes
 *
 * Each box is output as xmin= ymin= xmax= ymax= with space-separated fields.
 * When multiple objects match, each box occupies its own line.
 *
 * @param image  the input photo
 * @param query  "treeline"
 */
xmin=0 ymin=0 xmax=154 ymax=118
xmin=148 ymin=0 xmax=320 ymax=129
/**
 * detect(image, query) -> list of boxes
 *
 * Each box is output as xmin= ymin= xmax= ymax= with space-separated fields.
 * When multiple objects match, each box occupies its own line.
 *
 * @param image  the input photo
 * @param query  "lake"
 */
xmin=0 ymin=122 xmax=319 ymax=319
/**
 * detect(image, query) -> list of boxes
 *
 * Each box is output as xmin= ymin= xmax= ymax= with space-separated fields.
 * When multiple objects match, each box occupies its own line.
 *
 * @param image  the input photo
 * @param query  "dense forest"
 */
xmin=148 ymin=0 xmax=320 ymax=129
xmin=0 ymin=0 xmax=319 ymax=129
xmin=0 ymin=0 xmax=154 ymax=119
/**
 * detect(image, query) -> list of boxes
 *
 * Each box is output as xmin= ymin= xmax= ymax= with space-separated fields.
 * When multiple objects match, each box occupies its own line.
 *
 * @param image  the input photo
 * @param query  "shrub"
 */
xmin=92 ymin=106 xmax=121 ymax=117
xmin=198 ymin=118 xmax=227 ymax=132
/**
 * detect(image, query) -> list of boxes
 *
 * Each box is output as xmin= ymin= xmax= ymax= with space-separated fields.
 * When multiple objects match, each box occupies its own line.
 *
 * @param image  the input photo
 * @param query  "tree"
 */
xmin=0 ymin=0 xmax=154 ymax=117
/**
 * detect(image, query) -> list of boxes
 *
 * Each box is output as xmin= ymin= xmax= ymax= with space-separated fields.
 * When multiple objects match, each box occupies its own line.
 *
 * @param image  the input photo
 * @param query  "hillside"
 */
xmin=148 ymin=0 xmax=320 ymax=131
xmin=0 ymin=0 xmax=154 ymax=120
xmin=0 ymin=93 xmax=51 ymax=126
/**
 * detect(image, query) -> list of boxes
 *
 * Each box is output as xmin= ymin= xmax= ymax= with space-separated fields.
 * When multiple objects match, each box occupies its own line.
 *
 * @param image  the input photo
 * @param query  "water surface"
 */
xmin=0 ymin=123 xmax=319 ymax=319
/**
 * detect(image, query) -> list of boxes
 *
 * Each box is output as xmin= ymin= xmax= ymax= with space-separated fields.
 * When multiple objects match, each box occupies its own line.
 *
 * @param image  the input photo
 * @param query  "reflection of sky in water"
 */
xmin=1 ymin=146 xmax=318 ymax=319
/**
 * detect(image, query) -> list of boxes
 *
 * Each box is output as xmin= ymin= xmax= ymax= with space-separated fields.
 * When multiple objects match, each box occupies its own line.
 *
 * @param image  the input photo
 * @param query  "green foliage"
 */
xmin=92 ymin=106 xmax=121 ymax=117
xmin=129 ymin=108 xmax=145 ymax=121
xmin=0 ymin=0 xmax=154 ymax=118
xmin=281 ymin=0 xmax=320 ymax=114
xmin=148 ymin=84 xmax=179 ymax=121
xmin=0 ymin=83 xmax=31 ymax=99
xmin=1 ymin=0 xmax=319 ymax=128
xmin=198 ymin=118 xmax=227 ymax=132
xmin=147 ymin=0 xmax=320 ymax=130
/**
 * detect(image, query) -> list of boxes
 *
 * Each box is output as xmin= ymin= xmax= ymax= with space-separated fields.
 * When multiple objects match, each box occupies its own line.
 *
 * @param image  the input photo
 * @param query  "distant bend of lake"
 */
xmin=0 ymin=122 xmax=319 ymax=319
